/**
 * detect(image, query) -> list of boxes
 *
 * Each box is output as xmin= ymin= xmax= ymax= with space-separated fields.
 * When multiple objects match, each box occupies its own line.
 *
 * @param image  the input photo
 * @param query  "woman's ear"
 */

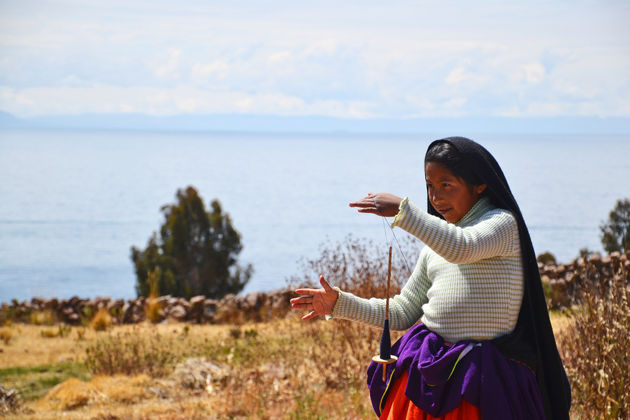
xmin=476 ymin=184 xmax=487 ymax=195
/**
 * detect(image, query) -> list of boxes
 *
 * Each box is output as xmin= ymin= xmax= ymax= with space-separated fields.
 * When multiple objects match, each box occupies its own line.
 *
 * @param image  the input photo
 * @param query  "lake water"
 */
xmin=1 ymin=128 xmax=629 ymax=302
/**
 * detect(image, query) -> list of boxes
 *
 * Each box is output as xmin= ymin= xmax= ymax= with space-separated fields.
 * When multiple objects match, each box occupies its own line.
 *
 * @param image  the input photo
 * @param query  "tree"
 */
xmin=131 ymin=186 xmax=252 ymax=299
xmin=600 ymin=198 xmax=630 ymax=254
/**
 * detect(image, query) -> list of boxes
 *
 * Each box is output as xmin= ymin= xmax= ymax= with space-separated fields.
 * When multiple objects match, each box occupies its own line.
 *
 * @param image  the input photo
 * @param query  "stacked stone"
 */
xmin=540 ymin=250 xmax=630 ymax=309
xmin=0 ymin=289 xmax=295 ymax=325
xmin=4 ymin=251 xmax=627 ymax=322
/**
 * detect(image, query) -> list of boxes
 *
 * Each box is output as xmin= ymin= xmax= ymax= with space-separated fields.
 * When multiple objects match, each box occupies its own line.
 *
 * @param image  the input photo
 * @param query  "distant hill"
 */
xmin=1 ymin=111 xmax=629 ymax=135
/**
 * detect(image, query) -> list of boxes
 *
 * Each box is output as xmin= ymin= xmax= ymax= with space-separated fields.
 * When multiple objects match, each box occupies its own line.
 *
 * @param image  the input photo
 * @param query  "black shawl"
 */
xmin=425 ymin=137 xmax=571 ymax=420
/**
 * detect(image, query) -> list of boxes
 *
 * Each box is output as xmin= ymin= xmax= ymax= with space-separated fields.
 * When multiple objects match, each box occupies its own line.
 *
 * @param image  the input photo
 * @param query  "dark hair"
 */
xmin=424 ymin=141 xmax=484 ymax=187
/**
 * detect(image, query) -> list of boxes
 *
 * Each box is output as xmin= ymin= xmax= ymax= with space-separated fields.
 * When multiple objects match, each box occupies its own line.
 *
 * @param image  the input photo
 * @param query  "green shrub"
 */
xmin=600 ymin=198 xmax=630 ymax=253
xmin=537 ymin=251 xmax=557 ymax=265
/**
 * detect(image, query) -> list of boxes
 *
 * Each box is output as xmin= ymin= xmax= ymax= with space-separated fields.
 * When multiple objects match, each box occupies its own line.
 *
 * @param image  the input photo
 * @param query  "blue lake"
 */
xmin=1 ymin=128 xmax=629 ymax=301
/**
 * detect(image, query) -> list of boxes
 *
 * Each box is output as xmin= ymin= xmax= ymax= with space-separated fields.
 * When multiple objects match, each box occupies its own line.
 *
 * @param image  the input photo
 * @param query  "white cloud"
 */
xmin=191 ymin=61 xmax=229 ymax=82
xmin=0 ymin=84 xmax=379 ymax=118
xmin=523 ymin=62 xmax=546 ymax=84
xmin=152 ymin=48 xmax=182 ymax=80
xmin=0 ymin=0 xmax=628 ymax=118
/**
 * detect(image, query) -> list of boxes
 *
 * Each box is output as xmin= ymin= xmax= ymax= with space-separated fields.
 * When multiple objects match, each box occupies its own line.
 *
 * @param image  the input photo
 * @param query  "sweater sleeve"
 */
xmin=330 ymin=248 xmax=430 ymax=330
xmin=391 ymin=197 xmax=519 ymax=264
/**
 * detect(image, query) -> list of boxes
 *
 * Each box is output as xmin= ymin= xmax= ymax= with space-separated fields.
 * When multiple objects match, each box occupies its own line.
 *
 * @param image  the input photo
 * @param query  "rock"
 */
xmin=123 ymin=302 xmax=146 ymax=324
xmin=167 ymin=305 xmax=187 ymax=321
xmin=213 ymin=294 xmax=243 ymax=324
xmin=202 ymin=299 xmax=218 ymax=322
xmin=190 ymin=295 xmax=205 ymax=306
xmin=555 ymin=265 xmax=566 ymax=276
xmin=588 ymin=253 xmax=602 ymax=265
xmin=0 ymin=386 xmax=20 ymax=415
xmin=169 ymin=358 xmax=230 ymax=391
xmin=157 ymin=295 xmax=171 ymax=306
xmin=43 ymin=298 xmax=59 ymax=311
xmin=107 ymin=299 xmax=124 ymax=311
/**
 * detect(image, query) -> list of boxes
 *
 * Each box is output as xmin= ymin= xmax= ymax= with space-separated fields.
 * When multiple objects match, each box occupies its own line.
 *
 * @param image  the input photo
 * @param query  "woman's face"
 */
xmin=425 ymin=161 xmax=487 ymax=223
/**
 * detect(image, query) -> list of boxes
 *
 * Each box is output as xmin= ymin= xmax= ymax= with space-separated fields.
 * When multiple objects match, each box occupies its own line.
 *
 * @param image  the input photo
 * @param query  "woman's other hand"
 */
xmin=349 ymin=192 xmax=402 ymax=217
xmin=291 ymin=275 xmax=339 ymax=321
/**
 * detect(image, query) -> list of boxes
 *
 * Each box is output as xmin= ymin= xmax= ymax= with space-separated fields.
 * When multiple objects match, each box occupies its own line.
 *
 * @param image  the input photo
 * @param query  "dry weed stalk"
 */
xmin=145 ymin=268 xmax=164 ymax=323
xmin=288 ymin=234 xmax=418 ymax=299
xmin=558 ymin=264 xmax=630 ymax=419
xmin=0 ymin=328 xmax=12 ymax=345
xmin=90 ymin=308 xmax=113 ymax=331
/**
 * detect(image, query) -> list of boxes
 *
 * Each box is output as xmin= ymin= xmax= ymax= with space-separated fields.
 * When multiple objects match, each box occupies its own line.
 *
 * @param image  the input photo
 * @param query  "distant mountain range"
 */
xmin=1 ymin=110 xmax=629 ymax=135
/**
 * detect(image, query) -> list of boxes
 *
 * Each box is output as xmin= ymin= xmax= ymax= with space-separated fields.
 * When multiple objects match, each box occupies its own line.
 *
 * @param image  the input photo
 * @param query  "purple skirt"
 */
xmin=367 ymin=324 xmax=545 ymax=420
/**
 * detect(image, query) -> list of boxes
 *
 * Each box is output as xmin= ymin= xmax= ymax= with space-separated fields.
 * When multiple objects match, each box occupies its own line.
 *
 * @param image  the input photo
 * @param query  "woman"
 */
xmin=291 ymin=137 xmax=571 ymax=419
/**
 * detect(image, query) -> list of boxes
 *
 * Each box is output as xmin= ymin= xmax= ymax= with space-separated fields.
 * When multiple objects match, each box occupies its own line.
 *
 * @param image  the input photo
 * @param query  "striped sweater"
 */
xmin=331 ymin=196 xmax=524 ymax=343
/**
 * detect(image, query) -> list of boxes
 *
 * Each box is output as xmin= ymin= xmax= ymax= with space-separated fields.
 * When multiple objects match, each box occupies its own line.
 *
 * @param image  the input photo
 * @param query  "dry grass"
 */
xmin=558 ymin=273 xmax=630 ymax=419
xmin=90 ymin=308 xmax=113 ymax=331
xmin=0 ymin=327 xmax=13 ymax=345
xmin=84 ymin=328 xmax=175 ymax=377
xmin=0 ymin=307 xmax=582 ymax=420
xmin=36 ymin=374 xmax=152 ymax=411
xmin=0 ymin=318 xmax=382 ymax=419
xmin=0 ymin=233 xmax=624 ymax=419
xmin=28 ymin=310 xmax=57 ymax=326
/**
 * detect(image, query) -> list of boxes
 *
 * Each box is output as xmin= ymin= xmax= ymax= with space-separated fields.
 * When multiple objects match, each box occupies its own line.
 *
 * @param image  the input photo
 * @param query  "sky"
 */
xmin=0 ymin=0 xmax=629 ymax=120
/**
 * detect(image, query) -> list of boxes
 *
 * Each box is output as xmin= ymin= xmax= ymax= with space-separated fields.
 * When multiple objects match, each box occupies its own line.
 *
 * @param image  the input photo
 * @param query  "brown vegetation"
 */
xmin=0 ymin=238 xmax=627 ymax=418
xmin=557 ymin=261 xmax=630 ymax=419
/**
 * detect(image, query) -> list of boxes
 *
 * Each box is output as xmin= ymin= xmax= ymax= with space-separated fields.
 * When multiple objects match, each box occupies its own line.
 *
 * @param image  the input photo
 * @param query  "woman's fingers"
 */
xmin=320 ymin=275 xmax=333 ymax=291
xmin=292 ymin=276 xmax=339 ymax=320
xmin=349 ymin=197 xmax=373 ymax=208
xmin=290 ymin=296 xmax=311 ymax=304
xmin=302 ymin=311 xmax=318 ymax=321
xmin=294 ymin=288 xmax=320 ymax=295
xmin=349 ymin=193 xmax=375 ymax=206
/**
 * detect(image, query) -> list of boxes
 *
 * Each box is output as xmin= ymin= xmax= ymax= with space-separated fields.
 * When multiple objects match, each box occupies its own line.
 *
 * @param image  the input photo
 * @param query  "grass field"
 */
xmin=0 ymin=312 xmax=576 ymax=420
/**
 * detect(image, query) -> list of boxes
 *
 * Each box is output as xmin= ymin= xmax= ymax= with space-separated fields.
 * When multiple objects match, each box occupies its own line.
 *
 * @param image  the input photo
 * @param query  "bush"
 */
xmin=288 ymin=234 xmax=418 ymax=299
xmin=600 ymin=198 xmax=630 ymax=253
xmin=537 ymin=251 xmax=557 ymax=265
xmin=131 ymin=186 xmax=252 ymax=300
xmin=287 ymin=235 xmax=417 ymax=387
xmin=558 ymin=264 xmax=630 ymax=419
xmin=84 ymin=330 xmax=175 ymax=377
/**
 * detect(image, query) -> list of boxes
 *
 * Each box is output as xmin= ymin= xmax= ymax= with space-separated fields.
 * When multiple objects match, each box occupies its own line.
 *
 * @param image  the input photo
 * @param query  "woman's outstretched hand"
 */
xmin=291 ymin=275 xmax=339 ymax=321
xmin=349 ymin=192 xmax=402 ymax=217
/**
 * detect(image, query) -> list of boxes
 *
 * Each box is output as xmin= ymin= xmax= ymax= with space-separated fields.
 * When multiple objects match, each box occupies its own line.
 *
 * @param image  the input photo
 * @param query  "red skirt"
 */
xmin=380 ymin=370 xmax=481 ymax=420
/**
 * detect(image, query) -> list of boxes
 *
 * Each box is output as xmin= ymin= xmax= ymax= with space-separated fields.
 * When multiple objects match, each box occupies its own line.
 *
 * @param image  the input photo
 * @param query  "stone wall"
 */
xmin=540 ymin=251 xmax=630 ymax=309
xmin=0 ymin=289 xmax=296 ymax=326
xmin=2 ymin=250 xmax=629 ymax=324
